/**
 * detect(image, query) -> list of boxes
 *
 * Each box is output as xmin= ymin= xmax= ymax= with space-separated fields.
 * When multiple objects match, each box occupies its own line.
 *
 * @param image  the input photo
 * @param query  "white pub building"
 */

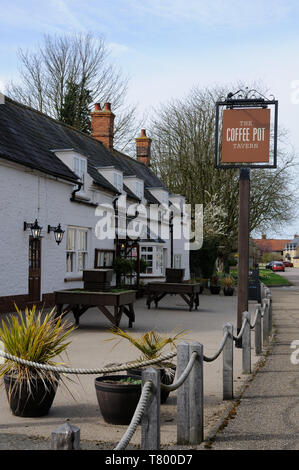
xmin=0 ymin=97 xmax=190 ymax=313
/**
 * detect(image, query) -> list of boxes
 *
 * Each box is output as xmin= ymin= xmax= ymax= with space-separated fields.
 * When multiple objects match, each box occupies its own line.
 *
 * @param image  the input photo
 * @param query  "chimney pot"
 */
xmin=136 ymin=129 xmax=152 ymax=166
xmin=91 ymin=103 xmax=115 ymax=150
xmin=262 ymin=234 xmax=267 ymax=239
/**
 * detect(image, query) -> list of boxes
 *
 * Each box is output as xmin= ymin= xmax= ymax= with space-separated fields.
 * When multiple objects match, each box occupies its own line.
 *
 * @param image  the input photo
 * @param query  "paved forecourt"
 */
xmin=0 ymin=291 xmax=259 ymax=450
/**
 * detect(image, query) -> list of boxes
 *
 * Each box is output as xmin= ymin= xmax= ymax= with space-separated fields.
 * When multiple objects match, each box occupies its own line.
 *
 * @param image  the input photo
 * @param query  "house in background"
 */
xmin=284 ymin=236 xmax=299 ymax=267
xmin=253 ymin=234 xmax=291 ymax=263
xmin=0 ymin=97 xmax=190 ymax=313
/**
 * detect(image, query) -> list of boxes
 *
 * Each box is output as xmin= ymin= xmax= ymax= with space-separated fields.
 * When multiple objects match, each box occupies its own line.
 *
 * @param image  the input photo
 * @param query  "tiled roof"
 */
xmin=0 ymin=97 xmax=167 ymax=197
xmin=0 ymin=98 xmax=78 ymax=183
xmin=112 ymin=149 xmax=166 ymax=190
xmin=287 ymin=237 xmax=299 ymax=246
xmin=144 ymin=188 xmax=161 ymax=205
xmin=253 ymin=239 xmax=291 ymax=252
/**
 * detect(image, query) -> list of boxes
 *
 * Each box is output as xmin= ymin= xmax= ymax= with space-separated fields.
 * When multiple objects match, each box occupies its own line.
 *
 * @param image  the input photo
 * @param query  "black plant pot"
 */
xmin=210 ymin=286 xmax=221 ymax=295
xmin=127 ymin=365 xmax=176 ymax=404
xmin=4 ymin=374 xmax=59 ymax=417
xmin=223 ymin=287 xmax=234 ymax=296
xmin=95 ymin=375 xmax=141 ymax=425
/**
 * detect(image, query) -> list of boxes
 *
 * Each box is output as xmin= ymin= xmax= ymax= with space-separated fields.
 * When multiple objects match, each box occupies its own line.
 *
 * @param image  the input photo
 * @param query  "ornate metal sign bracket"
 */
xmin=215 ymin=87 xmax=278 ymax=169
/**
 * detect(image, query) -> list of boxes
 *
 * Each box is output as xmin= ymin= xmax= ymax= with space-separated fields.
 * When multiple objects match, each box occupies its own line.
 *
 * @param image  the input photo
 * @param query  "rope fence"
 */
xmin=0 ymin=284 xmax=273 ymax=450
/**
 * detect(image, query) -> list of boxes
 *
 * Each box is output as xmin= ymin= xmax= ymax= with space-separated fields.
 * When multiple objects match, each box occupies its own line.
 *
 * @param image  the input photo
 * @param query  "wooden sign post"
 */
xmin=236 ymin=168 xmax=250 ymax=345
xmin=215 ymin=89 xmax=278 ymax=345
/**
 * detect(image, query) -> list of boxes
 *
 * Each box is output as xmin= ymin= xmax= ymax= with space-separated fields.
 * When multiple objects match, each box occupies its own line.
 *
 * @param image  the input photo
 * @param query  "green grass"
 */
xmin=229 ymin=268 xmax=291 ymax=286
xmin=258 ymin=269 xmax=291 ymax=286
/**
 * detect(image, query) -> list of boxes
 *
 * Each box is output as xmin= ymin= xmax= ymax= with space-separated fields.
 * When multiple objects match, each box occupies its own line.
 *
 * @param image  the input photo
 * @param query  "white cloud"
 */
xmin=108 ymin=42 xmax=130 ymax=56
xmin=49 ymin=0 xmax=85 ymax=31
xmin=126 ymin=0 xmax=296 ymax=29
xmin=0 ymin=1 xmax=85 ymax=35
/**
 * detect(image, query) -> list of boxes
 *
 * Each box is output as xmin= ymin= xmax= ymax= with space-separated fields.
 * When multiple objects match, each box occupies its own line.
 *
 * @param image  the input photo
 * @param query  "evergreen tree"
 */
xmin=59 ymin=81 xmax=92 ymax=133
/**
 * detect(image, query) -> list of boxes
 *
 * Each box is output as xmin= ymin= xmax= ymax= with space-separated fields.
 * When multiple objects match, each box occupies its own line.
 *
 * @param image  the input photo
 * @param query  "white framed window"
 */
xmin=73 ymin=156 xmax=87 ymax=190
xmin=95 ymin=249 xmax=115 ymax=268
xmin=141 ymin=245 xmax=164 ymax=276
xmin=155 ymin=247 xmax=164 ymax=275
xmin=66 ymin=228 xmax=76 ymax=272
xmin=135 ymin=180 xmax=144 ymax=199
xmin=174 ymin=254 xmax=182 ymax=269
xmin=113 ymin=172 xmax=123 ymax=192
xmin=141 ymin=246 xmax=153 ymax=274
xmin=66 ymin=227 xmax=89 ymax=273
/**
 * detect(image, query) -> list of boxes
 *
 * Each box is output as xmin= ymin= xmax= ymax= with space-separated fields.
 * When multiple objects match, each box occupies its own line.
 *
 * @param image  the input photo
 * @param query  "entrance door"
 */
xmin=28 ymin=237 xmax=41 ymax=302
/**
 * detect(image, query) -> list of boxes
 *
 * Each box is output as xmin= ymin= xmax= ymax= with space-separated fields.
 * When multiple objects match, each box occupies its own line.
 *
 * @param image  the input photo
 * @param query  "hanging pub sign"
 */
xmin=214 ymin=89 xmax=278 ymax=169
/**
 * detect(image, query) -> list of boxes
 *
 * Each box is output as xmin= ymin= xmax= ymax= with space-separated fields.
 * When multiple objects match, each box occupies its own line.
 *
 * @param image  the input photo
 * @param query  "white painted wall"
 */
xmin=0 ymin=159 xmax=191 ymax=300
xmin=0 ymin=161 xmax=115 ymax=298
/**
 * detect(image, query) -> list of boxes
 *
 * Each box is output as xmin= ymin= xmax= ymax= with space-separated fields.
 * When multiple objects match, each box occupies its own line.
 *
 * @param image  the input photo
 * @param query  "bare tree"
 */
xmin=150 ymin=84 xmax=298 ymax=260
xmin=6 ymin=33 xmax=140 ymax=151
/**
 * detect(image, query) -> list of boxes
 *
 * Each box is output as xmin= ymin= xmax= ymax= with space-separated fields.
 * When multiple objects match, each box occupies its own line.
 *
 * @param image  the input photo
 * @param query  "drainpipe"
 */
xmin=113 ymin=194 xmax=120 ymax=255
xmin=170 ymin=211 xmax=174 ymax=268
xmin=70 ymin=182 xmax=83 ymax=201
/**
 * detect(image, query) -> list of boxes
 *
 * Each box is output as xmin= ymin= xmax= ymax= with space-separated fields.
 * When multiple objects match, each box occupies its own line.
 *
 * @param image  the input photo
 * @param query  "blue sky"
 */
xmin=1 ymin=0 xmax=299 ymax=238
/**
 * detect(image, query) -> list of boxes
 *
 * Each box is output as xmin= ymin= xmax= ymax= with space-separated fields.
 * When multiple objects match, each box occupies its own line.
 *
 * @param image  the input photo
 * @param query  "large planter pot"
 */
xmin=83 ymin=268 xmax=113 ymax=291
xmin=223 ymin=287 xmax=234 ymax=296
xmin=127 ymin=365 xmax=176 ymax=404
xmin=4 ymin=374 xmax=59 ymax=417
xmin=210 ymin=286 xmax=221 ymax=295
xmin=165 ymin=268 xmax=185 ymax=283
xmin=95 ymin=375 xmax=141 ymax=425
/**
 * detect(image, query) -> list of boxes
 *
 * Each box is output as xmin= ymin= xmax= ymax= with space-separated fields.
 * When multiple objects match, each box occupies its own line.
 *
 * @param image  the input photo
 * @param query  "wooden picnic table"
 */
xmin=146 ymin=282 xmax=200 ymax=311
xmin=54 ymin=289 xmax=136 ymax=328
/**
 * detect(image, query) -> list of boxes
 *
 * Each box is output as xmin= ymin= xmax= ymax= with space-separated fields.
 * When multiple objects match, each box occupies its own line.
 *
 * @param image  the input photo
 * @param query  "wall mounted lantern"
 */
xmin=48 ymin=224 xmax=65 ymax=245
xmin=24 ymin=219 xmax=42 ymax=239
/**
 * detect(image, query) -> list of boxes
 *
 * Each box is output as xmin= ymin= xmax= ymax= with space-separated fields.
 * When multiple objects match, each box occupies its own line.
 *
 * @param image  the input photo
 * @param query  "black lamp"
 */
xmin=24 ymin=219 xmax=42 ymax=239
xmin=48 ymin=223 xmax=65 ymax=245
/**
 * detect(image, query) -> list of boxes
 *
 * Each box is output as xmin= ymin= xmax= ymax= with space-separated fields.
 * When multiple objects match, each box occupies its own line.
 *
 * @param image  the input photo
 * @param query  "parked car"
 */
xmin=266 ymin=261 xmax=274 ymax=269
xmin=272 ymin=261 xmax=285 ymax=272
xmin=283 ymin=261 xmax=293 ymax=267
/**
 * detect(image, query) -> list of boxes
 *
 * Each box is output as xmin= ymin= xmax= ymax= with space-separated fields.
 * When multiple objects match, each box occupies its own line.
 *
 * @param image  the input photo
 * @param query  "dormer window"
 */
xmin=113 ymin=172 xmax=123 ymax=192
xmin=161 ymin=191 xmax=169 ymax=206
xmin=135 ymin=180 xmax=144 ymax=199
xmin=73 ymin=155 xmax=87 ymax=190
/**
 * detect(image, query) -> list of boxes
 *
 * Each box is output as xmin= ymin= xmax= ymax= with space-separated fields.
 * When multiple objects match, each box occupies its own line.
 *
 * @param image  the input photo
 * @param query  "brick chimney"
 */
xmin=262 ymin=234 xmax=267 ymax=239
xmin=90 ymin=103 xmax=115 ymax=150
xmin=136 ymin=129 xmax=152 ymax=166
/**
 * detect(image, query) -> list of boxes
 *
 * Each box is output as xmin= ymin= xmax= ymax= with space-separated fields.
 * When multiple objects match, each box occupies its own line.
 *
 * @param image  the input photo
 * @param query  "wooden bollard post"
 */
xmin=242 ymin=311 xmax=251 ymax=374
xmin=189 ymin=342 xmax=204 ymax=444
xmin=141 ymin=368 xmax=160 ymax=450
xmin=51 ymin=423 xmax=80 ymax=450
xmin=177 ymin=341 xmax=190 ymax=445
xmin=263 ymin=299 xmax=270 ymax=346
xmin=223 ymin=323 xmax=234 ymax=400
xmin=267 ymin=292 xmax=273 ymax=335
xmin=255 ymin=304 xmax=262 ymax=355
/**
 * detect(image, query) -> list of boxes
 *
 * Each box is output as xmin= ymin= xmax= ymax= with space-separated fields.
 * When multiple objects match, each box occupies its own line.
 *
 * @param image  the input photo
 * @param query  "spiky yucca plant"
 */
xmin=220 ymin=275 xmax=235 ymax=288
xmin=0 ymin=305 xmax=75 ymax=395
xmin=107 ymin=328 xmax=186 ymax=377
